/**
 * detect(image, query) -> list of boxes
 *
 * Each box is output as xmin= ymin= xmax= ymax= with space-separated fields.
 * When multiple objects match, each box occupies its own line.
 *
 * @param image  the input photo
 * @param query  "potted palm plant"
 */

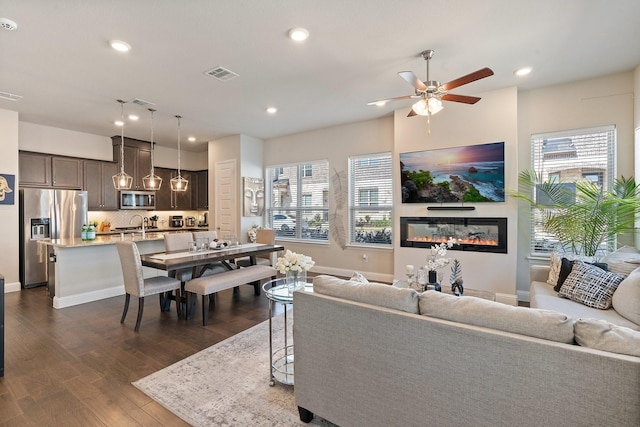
xmin=512 ymin=170 xmax=640 ymax=258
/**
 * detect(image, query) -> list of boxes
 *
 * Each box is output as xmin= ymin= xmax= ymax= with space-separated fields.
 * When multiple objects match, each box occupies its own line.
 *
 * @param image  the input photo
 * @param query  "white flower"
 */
xmin=247 ymin=224 xmax=261 ymax=243
xmin=276 ymin=250 xmax=315 ymax=275
xmin=426 ymin=237 xmax=457 ymax=271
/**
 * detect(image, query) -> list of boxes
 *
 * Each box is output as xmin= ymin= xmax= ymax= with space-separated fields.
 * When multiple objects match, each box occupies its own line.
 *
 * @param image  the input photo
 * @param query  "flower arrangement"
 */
xmin=247 ymin=224 xmax=261 ymax=243
xmin=426 ymin=237 xmax=457 ymax=271
xmin=276 ymin=250 xmax=315 ymax=275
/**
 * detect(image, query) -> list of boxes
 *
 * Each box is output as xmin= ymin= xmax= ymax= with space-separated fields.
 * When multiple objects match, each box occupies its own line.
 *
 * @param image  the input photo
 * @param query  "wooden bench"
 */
xmin=185 ymin=265 xmax=277 ymax=325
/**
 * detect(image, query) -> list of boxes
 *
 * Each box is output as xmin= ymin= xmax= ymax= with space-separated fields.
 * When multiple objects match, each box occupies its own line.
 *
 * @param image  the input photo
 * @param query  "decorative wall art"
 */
xmin=243 ymin=177 xmax=265 ymax=216
xmin=400 ymin=141 xmax=505 ymax=203
xmin=0 ymin=174 xmax=15 ymax=205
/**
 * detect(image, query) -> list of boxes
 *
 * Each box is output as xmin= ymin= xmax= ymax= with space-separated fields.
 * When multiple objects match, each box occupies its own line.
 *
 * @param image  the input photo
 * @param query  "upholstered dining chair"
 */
xmin=115 ymin=240 xmax=181 ymax=332
xmin=237 ymin=228 xmax=277 ymax=267
xmin=191 ymin=230 xmax=231 ymax=276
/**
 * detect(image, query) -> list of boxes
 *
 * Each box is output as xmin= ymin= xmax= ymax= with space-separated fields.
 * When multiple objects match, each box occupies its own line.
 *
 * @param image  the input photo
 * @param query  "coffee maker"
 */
xmin=170 ymin=215 xmax=184 ymax=228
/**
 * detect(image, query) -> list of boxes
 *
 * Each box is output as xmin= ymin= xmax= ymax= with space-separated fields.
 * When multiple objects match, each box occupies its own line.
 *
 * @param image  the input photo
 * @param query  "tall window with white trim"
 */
xmin=267 ymin=160 xmax=329 ymax=241
xmin=530 ymin=125 xmax=616 ymax=254
xmin=349 ymin=153 xmax=393 ymax=246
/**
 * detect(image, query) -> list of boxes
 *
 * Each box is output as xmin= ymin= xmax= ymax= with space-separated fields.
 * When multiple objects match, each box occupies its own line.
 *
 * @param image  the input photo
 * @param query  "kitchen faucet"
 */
xmin=130 ymin=214 xmax=146 ymax=238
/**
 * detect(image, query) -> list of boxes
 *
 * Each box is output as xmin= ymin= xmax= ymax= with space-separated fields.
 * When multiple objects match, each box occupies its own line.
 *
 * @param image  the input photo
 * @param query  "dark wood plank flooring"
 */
xmin=1 ymin=285 xmax=280 ymax=426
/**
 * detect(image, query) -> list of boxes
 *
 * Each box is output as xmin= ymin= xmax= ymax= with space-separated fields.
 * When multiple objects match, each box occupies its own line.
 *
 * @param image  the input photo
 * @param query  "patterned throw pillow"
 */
xmin=554 ymin=258 xmax=609 ymax=292
xmin=350 ymin=271 xmax=369 ymax=284
xmin=559 ymin=262 xmax=625 ymax=309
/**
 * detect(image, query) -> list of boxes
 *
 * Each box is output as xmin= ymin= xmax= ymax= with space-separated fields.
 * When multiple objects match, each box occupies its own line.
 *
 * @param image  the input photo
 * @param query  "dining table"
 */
xmin=140 ymin=242 xmax=285 ymax=317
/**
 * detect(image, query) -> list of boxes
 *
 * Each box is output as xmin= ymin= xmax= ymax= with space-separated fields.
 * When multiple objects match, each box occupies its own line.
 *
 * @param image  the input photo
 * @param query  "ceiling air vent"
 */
xmin=204 ymin=66 xmax=239 ymax=81
xmin=130 ymin=98 xmax=155 ymax=107
xmin=0 ymin=91 xmax=22 ymax=101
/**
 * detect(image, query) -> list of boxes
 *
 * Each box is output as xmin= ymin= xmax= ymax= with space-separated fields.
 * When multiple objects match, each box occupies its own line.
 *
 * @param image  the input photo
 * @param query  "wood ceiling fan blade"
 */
xmin=399 ymin=71 xmax=427 ymax=91
xmin=367 ymin=95 xmax=419 ymax=106
xmin=441 ymin=67 xmax=494 ymax=91
xmin=407 ymin=109 xmax=417 ymax=117
xmin=441 ymin=93 xmax=481 ymax=104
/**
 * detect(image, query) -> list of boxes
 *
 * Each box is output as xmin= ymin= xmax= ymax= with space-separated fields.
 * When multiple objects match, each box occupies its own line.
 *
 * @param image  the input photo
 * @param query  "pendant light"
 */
xmin=170 ymin=115 xmax=188 ymax=192
xmin=112 ymin=99 xmax=133 ymax=190
xmin=142 ymin=108 xmax=162 ymax=190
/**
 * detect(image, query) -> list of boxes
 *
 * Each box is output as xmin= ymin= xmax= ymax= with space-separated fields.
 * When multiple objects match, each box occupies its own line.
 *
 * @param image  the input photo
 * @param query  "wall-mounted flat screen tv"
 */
xmin=400 ymin=141 xmax=505 ymax=203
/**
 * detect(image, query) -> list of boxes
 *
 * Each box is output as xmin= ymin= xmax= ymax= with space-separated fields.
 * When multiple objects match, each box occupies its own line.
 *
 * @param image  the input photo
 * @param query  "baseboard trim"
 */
xmin=517 ymin=290 xmax=530 ymax=303
xmin=495 ymin=292 xmax=519 ymax=306
xmin=4 ymin=282 xmax=21 ymax=293
xmin=53 ymin=285 xmax=125 ymax=309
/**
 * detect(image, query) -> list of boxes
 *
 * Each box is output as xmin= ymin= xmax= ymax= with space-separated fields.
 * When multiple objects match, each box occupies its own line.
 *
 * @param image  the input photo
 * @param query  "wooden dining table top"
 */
xmin=140 ymin=243 xmax=284 ymax=273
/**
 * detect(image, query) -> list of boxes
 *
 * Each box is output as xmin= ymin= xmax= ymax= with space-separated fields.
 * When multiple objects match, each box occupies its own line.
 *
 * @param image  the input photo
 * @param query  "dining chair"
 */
xmin=191 ymin=231 xmax=230 ymax=276
xmin=115 ymin=240 xmax=181 ymax=332
xmin=237 ymin=228 xmax=277 ymax=267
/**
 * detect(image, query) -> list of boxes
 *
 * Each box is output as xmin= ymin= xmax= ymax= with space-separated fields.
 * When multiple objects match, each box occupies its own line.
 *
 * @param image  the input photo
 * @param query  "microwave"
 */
xmin=119 ymin=191 xmax=156 ymax=210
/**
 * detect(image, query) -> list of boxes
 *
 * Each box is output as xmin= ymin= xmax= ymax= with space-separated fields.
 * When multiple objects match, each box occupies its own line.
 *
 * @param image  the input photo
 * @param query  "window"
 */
xmin=530 ymin=125 xmax=616 ymax=254
xmin=349 ymin=153 xmax=393 ymax=246
xmin=267 ymin=160 xmax=329 ymax=241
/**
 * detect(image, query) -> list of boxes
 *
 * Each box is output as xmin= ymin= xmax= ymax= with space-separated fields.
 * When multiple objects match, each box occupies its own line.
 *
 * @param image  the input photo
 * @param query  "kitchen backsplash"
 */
xmin=88 ymin=210 xmax=208 ymax=230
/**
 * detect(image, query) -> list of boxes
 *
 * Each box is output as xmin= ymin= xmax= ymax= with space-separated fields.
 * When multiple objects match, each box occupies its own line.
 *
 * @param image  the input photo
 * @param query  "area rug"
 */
xmin=133 ymin=313 xmax=330 ymax=426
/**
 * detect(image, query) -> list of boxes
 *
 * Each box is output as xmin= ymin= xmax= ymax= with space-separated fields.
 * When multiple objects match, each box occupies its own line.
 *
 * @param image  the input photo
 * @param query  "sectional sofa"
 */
xmin=293 ymin=275 xmax=640 ymax=427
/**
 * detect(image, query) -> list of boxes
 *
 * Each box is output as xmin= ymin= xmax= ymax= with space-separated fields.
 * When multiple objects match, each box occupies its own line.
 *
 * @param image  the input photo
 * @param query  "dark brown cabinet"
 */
xmin=112 ymin=137 xmax=152 ymax=190
xmin=19 ymin=152 xmax=83 ymax=189
xmin=193 ymin=170 xmax=208 ymax=210
xmin=154 ymin=167 xmax=197 ymax=210
xmin=83 ymin=160 xmax=119 ymax=210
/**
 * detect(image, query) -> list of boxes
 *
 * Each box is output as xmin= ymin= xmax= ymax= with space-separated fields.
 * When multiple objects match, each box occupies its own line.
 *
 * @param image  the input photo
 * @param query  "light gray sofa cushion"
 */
xmin=574 ymin=318 xmax=640 ymax=357
xmin=420 ymin=290 xmax=575 ymax=343
xmin=601 ymin=245 xmax=640 ymax=275
xmin=312 ymin=274 xmax=419 ymax=314
xmin=612 ymin=266 xmax=640 ymax=325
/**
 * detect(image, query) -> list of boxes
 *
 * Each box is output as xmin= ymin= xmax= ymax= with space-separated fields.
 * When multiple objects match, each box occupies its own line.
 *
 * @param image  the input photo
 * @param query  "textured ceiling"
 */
xmin=1 ymin=0 xmax=639 ymax=151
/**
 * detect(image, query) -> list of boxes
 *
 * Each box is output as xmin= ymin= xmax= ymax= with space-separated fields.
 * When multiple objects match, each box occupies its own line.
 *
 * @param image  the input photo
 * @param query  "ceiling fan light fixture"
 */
xmin=412 ymin=98 xmax=443 ymax=116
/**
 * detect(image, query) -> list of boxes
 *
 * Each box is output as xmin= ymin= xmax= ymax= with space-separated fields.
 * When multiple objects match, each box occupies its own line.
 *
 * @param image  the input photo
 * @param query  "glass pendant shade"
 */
xmin=170 ymin=175 xmax=189 ymax=192
xmin=143 ymin=108 xmax=162 ymax=190
xmin=412 ymin=97 xmax=443 ymax=116
xmin=143 ymin=173 xmax=162 ymax=190
xmin=112 ymin=99 xmax=133 ymax=190
xmin=171 ymin=115 xmax=189 ymax=192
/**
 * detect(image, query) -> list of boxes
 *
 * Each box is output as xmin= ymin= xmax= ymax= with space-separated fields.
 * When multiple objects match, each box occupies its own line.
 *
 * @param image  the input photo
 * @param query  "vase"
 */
xmin=286 ymin=270 xmax=307 ymax=295
xmin=428 ymin=270 xmax=437 ymax=284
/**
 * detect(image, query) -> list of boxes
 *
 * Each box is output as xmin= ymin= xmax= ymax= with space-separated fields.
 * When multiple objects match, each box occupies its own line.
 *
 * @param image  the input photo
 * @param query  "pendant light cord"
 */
xmin=119 ymin=100 xmax=126 ymax=174
xmin=149 ymin=108 xmax=156 ymax=175
xmin=175 ymin=115 xmax=182 ymax=176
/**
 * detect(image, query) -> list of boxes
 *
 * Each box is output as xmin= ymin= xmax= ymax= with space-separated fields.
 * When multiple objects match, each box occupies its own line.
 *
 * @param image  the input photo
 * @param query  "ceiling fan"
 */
xmin=369 ymin=49 xmax=494 ymax=132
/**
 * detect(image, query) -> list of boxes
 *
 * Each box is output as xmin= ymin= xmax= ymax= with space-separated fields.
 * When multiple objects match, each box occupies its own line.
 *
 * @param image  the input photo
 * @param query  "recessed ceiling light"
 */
xmin=188 ymin=137 xmax=196 ymax=142
xmin=266 ymin=107 xmax=278 ymax=114
xmin=0 ymin=17 xmax=18 ymax=31
xmin=288 ymin=27 xmax=309 ymax=42
xmin=114 ymin=120 xmax=124 ymax=127
xmin=514 ymin=66 xmax=532 ymax=77
xmin=128 ymin=114 xmax=139 ymax=121
xmin=109 ymin=40 xmax=131 ymax=52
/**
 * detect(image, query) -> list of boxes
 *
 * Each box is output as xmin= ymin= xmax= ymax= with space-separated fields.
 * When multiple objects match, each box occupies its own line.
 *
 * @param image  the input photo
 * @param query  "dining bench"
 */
xmin=185 ymin=265 xmax=277 ymax=325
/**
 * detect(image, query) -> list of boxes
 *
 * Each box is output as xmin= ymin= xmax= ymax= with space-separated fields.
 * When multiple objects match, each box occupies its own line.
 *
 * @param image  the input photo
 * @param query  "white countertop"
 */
xmin=37 ymin=231 xmax=188 ymax=248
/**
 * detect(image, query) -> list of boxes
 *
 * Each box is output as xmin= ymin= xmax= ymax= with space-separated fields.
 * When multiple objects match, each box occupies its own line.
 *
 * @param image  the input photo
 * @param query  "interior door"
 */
xmin=215 ymin=159 xmax=237 ymax=240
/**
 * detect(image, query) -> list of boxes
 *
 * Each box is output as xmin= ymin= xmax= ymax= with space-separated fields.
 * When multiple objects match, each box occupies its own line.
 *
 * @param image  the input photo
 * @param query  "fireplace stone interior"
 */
xmin=400 ymin=217 xmax=507 ymax=254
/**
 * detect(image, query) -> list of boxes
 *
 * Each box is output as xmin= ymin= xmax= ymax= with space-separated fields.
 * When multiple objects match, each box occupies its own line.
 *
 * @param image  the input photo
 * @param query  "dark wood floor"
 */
xmin=0 ymin=285 xmax=280 ymax=426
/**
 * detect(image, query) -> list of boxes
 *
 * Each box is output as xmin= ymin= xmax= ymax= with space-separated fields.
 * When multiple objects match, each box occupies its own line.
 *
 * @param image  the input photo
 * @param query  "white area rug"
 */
xmin=133 ymin=313 xmax=328 ymax=426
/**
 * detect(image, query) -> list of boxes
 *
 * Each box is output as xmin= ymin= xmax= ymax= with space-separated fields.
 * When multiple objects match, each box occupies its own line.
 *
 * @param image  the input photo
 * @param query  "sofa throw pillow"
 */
xmin=559 ymin=262 xmax=625 ymax=309
xmin=350 ymin=271 xmax=369 ymax=284
xmin=574 ymin=318 xmax=640 ymax=357
xmin=419 ymin=291 xmax=575 ymax=343
xmin=554 ymin=258 xmax=609 ymax=292
xmin=601 ymin=246 xmax=640 ymax=276
xmin=547 ymin=251 xmax=563 ymax=286
xmin=611 ymin=266 xmax=640 ymax=325
xmin=313 ymin=274 xmax=420 ymax=314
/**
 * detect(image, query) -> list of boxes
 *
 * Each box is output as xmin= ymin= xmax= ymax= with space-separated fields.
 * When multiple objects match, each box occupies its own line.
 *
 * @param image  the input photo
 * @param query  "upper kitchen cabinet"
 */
xmin=154 ymin=167 xmax=194 ymax=210
xmin=19 ymin=151 xmax=83 ymax=189
xmin=83 ymin=160 xmax=118 ymax=210
xmin=193 ymin=170 xmax=208 ymax=210
xmin=111 ymin=137 xmax=151 ymax=190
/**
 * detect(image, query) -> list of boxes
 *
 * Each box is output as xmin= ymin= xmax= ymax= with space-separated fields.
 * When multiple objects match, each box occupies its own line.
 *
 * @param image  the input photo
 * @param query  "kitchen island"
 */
xmin=39 ymin=231 xmax=193 ymax=309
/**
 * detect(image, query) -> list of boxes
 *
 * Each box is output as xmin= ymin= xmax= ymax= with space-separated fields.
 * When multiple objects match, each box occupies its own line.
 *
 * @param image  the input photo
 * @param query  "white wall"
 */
xmin=19 ymin=122 xmax=113 ymax=160
xmin=394 ymin=87 xmax=519 ymax=304
xmin=265 ymin=116 xmax=395 ymax=281
xmin=240 ymin=134 xmax=265 ymax=233
xmin=516 ymin=71 xmax=636 ymax=299
xmin=0 ymin=109 xmax=20 ymax=290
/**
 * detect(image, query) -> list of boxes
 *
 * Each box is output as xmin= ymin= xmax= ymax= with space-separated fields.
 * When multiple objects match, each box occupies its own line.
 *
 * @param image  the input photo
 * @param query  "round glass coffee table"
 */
xmin=262 ymin=278 xmax=313 ymax=386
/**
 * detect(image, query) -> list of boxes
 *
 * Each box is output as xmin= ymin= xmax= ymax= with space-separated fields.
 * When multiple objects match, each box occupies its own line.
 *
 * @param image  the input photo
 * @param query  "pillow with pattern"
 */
xmin=554 ymin=257 xmax=608 ymax=292
xmin=559 ymin=262 xmax=625 ymax=309
xmin=350 ymin=271 xmax=369 ymax=284
xmin=547 ymin=251 xmax=563 ymax=286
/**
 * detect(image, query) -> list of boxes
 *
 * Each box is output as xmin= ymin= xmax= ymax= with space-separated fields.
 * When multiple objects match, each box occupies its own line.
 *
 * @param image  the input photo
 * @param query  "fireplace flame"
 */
xmin=408 ymin=236 xmax=499 ymax=247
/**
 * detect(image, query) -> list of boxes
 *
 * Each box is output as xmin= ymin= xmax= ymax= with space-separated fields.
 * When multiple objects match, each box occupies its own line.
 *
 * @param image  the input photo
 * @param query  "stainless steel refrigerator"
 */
xmin=19 ymin=188 xmax=88 ymax=289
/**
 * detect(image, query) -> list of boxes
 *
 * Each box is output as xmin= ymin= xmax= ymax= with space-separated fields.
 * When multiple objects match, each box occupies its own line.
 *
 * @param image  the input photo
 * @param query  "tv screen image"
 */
xmin=400 ymin=141 xmax=505 ymax=203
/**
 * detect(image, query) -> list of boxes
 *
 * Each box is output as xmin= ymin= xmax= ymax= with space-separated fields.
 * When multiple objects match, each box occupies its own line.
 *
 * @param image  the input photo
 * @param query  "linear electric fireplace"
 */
xmin=400 ymin=217 xmax=507 ymax=254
